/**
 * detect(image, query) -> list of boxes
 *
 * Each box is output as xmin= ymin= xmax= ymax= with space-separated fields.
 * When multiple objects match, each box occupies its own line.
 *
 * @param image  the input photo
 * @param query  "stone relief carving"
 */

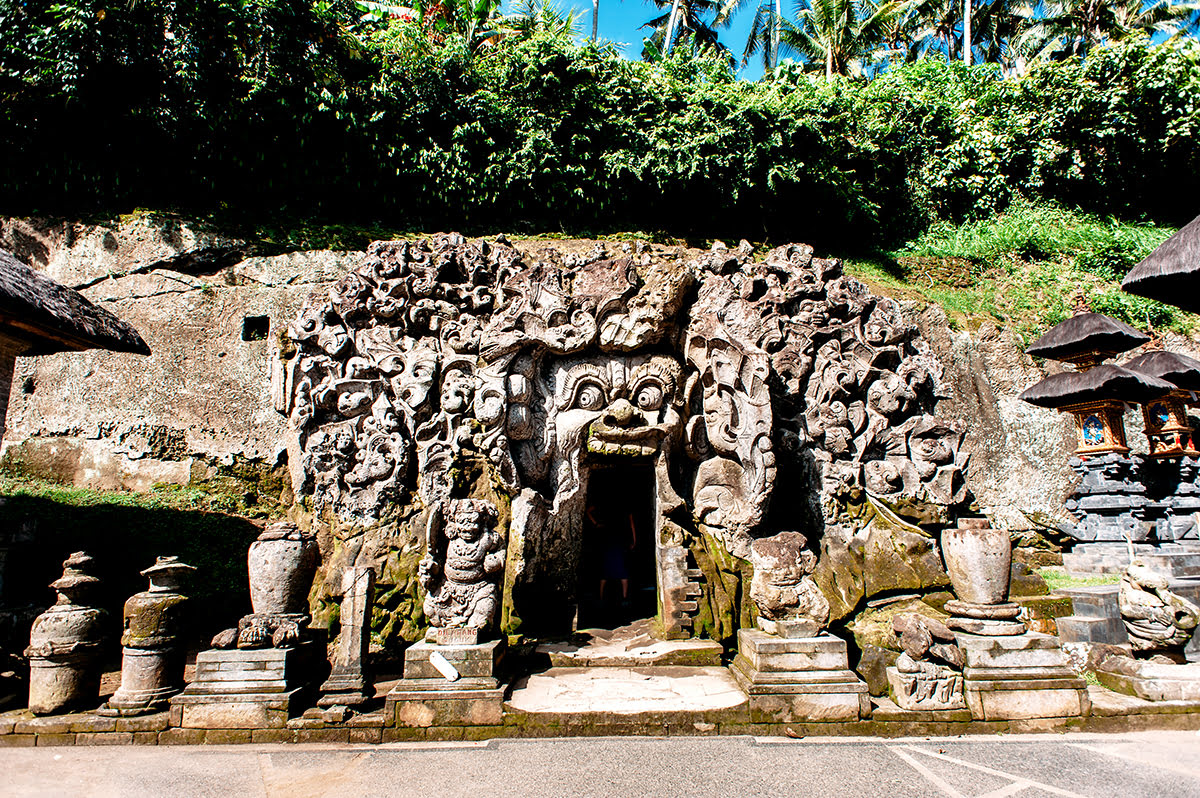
xmin=1119 ymin=559 xmax=1200 ymax=654
xmin=280 ymin=235 xmax=974 ymax=638
xmin=748 ymin=532 xmax=829 ymax=637
xmin=420 ymin=498 xmax=505 ymax=644
xmin=887 ymin=612 xmax=966 ymax=711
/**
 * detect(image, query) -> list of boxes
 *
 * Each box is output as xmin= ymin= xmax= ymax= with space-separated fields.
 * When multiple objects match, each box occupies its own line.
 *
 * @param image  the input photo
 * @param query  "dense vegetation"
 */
xmin=2 ymin=1 xmax=1199 ymax=249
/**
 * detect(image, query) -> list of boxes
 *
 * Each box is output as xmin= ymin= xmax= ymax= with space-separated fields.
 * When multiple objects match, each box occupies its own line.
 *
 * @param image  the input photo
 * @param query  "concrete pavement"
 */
xmin=3 ymin=730 xmax=1199 ymax=797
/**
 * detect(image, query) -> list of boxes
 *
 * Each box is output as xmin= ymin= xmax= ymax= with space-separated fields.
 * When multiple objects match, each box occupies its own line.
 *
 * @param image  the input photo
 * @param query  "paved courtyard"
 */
xmin=2 ymin=730 xmax=1199 ymax=797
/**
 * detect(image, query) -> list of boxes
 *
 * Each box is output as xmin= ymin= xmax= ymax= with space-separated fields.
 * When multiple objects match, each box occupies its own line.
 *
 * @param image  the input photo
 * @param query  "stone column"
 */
xmin=318 ymin=567 xmax=375 ymax=708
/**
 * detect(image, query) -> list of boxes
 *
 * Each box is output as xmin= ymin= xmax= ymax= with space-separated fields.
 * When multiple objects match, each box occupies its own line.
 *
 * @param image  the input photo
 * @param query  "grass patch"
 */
xmin=839 ymin=200 xmax=1194 ymax=338
xmin=1037 ymin=567 xmax=1122 ymax=592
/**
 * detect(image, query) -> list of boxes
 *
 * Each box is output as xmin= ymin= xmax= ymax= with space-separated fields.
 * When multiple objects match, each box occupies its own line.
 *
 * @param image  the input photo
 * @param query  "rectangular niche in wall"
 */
xmin=242 ymin=315 xmax=270 ymax=341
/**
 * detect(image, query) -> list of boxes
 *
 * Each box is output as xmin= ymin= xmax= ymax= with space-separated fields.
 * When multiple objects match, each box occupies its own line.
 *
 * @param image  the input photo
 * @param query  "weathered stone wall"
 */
xmin=1 ymin=215 xmax=359 ymax=490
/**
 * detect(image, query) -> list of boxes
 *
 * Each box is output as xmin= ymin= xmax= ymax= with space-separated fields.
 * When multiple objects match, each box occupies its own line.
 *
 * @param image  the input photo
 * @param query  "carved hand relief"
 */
xmin=280 ymin=235 xmax=973 ymax=597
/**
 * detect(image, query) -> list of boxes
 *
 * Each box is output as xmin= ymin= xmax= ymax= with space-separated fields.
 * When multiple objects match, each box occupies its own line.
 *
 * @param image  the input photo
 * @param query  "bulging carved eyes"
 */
xmin=635 ymin=383 xmax=664 ymax=411
xmin=574 ymin=383 xmax=606 ymax=411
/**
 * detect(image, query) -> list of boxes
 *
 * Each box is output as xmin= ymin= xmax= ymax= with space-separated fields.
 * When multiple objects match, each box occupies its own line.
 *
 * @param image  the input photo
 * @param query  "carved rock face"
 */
xmin=550 ymin=353 xmax=683 ymax=461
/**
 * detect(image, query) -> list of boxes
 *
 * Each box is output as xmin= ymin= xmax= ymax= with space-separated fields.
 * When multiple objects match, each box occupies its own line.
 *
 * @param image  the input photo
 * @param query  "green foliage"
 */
xmin=2 ymin=9 xmax=1200 ymax=245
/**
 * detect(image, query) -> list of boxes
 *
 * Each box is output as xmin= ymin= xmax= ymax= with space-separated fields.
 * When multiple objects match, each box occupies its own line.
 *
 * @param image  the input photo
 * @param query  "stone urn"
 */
xmin=941 ymin=518 xmax=1011 ymax=605
xmin=102 ymin=556 xmax=196 ymax=716
xmin=941 ymin=518 xmax=1024 ymax=635
xmin=25 ymin=552 xmax=107 ymax=715
xmin=211 ymin=522 xmax=319 ymax=650
xmin=248 ymin=522 xmax=318 ymax=616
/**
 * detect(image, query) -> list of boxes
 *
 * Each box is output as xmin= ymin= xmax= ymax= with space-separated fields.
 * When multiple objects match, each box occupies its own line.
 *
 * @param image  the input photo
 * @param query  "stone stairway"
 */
xmin=1054 ymin=586 xmax=1130 ymax=647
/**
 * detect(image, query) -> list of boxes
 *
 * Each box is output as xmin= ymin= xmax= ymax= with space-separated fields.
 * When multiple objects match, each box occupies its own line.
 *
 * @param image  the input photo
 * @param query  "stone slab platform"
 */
xmin=506 ymin=666 xmax=746 ymax=716
xmin=1096 ymin=656 xmax=1200 ymax=702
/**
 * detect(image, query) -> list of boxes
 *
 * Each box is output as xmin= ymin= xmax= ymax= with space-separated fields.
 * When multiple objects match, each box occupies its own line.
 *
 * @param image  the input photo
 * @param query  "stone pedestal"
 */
xmin=170 ymin=642 xmax=321 ymax=729
xmin=386 ymin=640 xmax=506 ymax=727
xmin=956 ymin=631 xmax=1090 ymax=720
xmin=730 ymin=630 xmax=869 ymax=722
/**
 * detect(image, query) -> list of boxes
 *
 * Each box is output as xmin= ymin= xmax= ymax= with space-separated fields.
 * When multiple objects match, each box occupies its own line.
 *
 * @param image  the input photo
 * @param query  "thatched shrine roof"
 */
xmin=1019 ymin=364 xmax=1175 ymax=409
xmin=1122 ymin=214 xmax=1200 ymax=313
xmin=1123 ymin=350 xmax=1200 ymax=393
xmin=0 ymin=248 xmax=150 ymax=355
xmin=1025 ymin=313 xmax=1149 ymax=364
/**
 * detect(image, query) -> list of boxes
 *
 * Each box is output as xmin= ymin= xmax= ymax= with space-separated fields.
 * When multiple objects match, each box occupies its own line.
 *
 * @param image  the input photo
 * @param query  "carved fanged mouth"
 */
xmin=586 ymin=424 xmax=664 ymax=458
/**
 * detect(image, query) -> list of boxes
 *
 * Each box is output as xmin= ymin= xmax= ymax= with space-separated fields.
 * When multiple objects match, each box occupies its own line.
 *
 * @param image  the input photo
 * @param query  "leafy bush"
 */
xmin=2 ymin=5 xmax=1199 ymax=245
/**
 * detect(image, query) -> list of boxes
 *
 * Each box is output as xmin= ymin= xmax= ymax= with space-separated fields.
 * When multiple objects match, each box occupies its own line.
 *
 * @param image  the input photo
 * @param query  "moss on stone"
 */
xmin=688 ymin=530 xmax=753 ymax=647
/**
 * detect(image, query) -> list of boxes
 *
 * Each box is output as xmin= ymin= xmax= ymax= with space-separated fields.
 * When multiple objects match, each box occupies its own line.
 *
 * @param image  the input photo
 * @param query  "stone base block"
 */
xmin=730 ymin=630 xmax=869 ymax=722
xmin=955 ymin=631 xmax=1074 ymax=670
xmin=1056 ymin=615 xmax=1128 ymax=645
xmin=186 ymin=643 xmax=321 ymax=695
xmin=170 ymin=643 xmax=321 ymax=729
xmin=1095 ymin=655 xmax=1200 ymax=701
xmin=402 ymin=640 xmax=503 ymax=682
xmin=741 ymin=687 xmax=870 ymax=723
xmin=171 ymin=688 xmax=306 ymax=729
xmin=734 ymin=629 xmax=852 ymax=673
xmin=386 ymin=687 xmax=505 ymax=727
xmin=955 ymin=630 xmax=1089 ymax=720
xmin=317 ymin=670 xmax=374 ymax=708
xmin=964 ymin=683 xmax=1090 ymax=721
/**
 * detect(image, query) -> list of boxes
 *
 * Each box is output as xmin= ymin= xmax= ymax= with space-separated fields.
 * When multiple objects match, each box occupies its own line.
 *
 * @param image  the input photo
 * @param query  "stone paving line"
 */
xmin=2 ymin=730 xmax=1199 ymax=797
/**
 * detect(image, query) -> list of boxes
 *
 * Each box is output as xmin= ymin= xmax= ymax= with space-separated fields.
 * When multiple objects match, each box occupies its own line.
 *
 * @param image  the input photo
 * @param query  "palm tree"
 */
xmin=1017 ymin=0 xmax=1200 ymax=61
xmin=718 ymin=0 xmax=787 ymax=71
xmin=783 ymin=0 xmax=901 ymax=79
xmin=505 ymin=0 xmax=582 ymax=40
xmin=642 ymin=0 xmax=731 ymax=59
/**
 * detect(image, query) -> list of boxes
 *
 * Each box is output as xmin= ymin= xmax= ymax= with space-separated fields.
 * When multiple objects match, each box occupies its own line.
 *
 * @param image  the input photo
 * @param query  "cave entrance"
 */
xmin=577 ymin=462 xmax=658 ymax=630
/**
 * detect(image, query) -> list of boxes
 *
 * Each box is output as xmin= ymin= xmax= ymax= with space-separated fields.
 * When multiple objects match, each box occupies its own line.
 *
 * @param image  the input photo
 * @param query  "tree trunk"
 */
xmin=664 ymin=0 xmax=682 ymax=54
xmin=771 ymin=0 xmax=781 ymax=70
xmin=592 ymin=0 xmax=599 ymax=42
xmin=963 ymin=0 xmax=972 ymax=65
xmin=826 ymin=44 xmax=833 ymax=81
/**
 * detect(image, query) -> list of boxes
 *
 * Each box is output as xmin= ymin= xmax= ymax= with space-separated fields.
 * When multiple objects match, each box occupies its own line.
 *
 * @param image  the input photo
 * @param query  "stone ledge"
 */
xmin=0 ymin=708 xmax=1191 ymax=745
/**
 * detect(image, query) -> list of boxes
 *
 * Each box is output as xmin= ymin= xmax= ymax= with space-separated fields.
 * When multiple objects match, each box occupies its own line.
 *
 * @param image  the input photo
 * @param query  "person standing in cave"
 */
xmin=587 ymin=500 xmax=637 ymax=624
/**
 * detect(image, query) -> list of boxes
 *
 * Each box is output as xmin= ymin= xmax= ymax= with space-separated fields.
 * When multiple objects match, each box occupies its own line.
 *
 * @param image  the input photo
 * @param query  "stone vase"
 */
xmin=25 ymin=552 xmax=107 ymax=715
xmin=248 ymin=523 xmax=319 ymax=616
xmin=103 ymin=556 xmax=196 ymax=715
xmin=942 ymin=518 xmax=1011 ymax=605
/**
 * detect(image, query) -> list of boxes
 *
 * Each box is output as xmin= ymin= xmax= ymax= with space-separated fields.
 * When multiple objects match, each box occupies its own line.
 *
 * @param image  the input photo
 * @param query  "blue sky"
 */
xmin=504 ymin=0 xmax=770 ymax=79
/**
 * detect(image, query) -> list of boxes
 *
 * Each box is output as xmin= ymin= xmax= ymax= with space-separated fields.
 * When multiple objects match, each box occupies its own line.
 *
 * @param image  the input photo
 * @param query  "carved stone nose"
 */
xmin=603 ymin=399 xmax=636 ymax=427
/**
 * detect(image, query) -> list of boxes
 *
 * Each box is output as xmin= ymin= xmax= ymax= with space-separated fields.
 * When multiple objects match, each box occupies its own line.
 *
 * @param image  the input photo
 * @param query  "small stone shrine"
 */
xmin=318 ymin=566 xmax=375 ymax=708
xmin=1017 ymin=313 xmax=1200 ymax=576
xmin=171 ymin=523 xmax=323 ymax=729
xmin=101 ymin=556 xmax=195 ymax=716
xmin=386 ymin=499 xmax=508 ymax=727
xmin=24 ymin=552 xmax=107 ymax=715
xmin=942 ymin=519 xmax=1089 ymax=720
xmin=732 ymin=532 xmax=869 ymax=722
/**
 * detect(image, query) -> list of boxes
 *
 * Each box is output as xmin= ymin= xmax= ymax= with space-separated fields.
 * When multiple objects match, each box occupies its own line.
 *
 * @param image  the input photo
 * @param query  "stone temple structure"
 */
xmin=277 ymin=235 xmax=972 ymax=647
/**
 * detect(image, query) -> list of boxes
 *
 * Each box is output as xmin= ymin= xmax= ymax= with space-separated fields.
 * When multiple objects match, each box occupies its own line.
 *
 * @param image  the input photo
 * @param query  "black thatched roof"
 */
xmin=1025 ymin=312 xmax=1149 ymax=363
xmin=1123 ymin=350 xmax=1200 ymax=393
xmin=0 ymin=249 xmax=150 ymax=355
xmin=1019 ymin=364 xmax=1175 ymax=409
xmin=1122 ymin=214 xmax=1200 ymax=313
